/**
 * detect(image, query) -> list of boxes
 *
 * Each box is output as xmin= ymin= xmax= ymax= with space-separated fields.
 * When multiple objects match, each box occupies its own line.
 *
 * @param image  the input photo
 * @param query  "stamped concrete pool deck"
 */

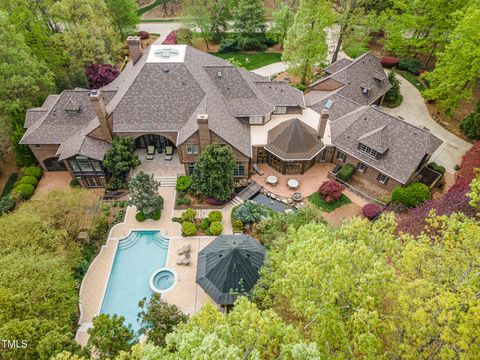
xmin=76 ymin=187 xmax=235 ymax=346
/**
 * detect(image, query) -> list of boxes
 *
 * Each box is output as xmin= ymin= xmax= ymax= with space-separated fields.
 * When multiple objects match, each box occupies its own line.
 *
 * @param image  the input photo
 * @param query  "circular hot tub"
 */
xmin=149 ymin=268 xmax=175 ymax=293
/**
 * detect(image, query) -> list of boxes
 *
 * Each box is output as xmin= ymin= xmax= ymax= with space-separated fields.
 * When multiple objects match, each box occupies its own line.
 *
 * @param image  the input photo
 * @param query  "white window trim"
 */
xmin=378 ymin=174 xmax=389 ymax=184
xmin=337 ymin=151 xmax=346 ymax=162
xmin=249 ymin=116 xmax=264 ymax=125
xmin=273 ymin=106 xmax=287 ymax=114
xmin=186 ymin=144 xmax=199 ymax=155
xmin=359 ymin=144 xmax=378 ymax=159
xmin=357 ymin=162 xmax=367 ymax=173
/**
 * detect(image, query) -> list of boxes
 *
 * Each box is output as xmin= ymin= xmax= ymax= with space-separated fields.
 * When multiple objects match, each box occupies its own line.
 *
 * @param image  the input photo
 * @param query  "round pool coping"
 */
xmin=149 ymin=267 xmax=176 ymax=294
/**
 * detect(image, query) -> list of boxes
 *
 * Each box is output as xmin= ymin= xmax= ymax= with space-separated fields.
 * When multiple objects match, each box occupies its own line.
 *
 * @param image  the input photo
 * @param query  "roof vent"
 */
xmin=217 ymin=71 xmax=222 ymax=77
xmin=163 ymin=67 xmax=169 ymax=73
xmin=154 ymin=47 xmax=180 ymax=59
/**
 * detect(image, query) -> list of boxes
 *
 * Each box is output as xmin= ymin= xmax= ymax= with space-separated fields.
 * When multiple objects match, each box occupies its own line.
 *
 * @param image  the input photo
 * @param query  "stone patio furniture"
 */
xmin=165 ymin=146 xmax=173 ymax=161
xmin=287 ymin=179 xmax=299 ymax=189
xmin=292 ymin=192 xmax=302 ymax=202
xmin=266 ymin=175 xmax=278 ymax=186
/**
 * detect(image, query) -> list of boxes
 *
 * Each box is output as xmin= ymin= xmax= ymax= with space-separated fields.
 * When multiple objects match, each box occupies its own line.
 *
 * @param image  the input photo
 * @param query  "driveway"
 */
xmin=138 ymin=21 xmax=184 ymax=43
xmin=252 ymin=62 xmax=288 ymax=77
xmin=381 ymin=75 xmax=472 ymax=173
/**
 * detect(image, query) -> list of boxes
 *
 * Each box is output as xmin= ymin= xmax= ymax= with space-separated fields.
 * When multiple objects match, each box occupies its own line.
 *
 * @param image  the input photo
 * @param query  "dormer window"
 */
xmin=373 ymin=76 xmax=385 ymax=86
xmin=359 ymin=143 xmax=378 ymax=158
xmin=273 ymin=106 xmax=287 ymax=114
xmin=249 ymin=116 xmax=264 ymax=125
xmin=65 ymin=107 xmax=80 ymax=115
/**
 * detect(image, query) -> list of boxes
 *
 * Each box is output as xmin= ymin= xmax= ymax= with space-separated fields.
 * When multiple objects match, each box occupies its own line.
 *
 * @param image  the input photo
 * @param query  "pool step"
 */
xmin=152 ymin=234 xmax=170 ymax=250
xmin=118 ymin=233 xmax=141 ymax=250
xmin=230 ymin=196 xmax=244 ymax=206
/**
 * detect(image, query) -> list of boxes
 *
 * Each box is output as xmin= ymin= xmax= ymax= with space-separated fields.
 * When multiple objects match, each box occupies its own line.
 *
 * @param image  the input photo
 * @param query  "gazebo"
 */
xmin=196 ymin=235 xmax=266 ymax=306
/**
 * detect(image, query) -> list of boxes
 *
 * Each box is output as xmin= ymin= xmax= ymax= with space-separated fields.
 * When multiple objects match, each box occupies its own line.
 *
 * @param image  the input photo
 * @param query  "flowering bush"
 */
xmin=380 ymin=56 xmax=399 ymax=68
xmin=137 ymin=31 xmax=149 ymax=40
xmin=362 ymin=203 xmax=382 ymax=220
xmin=162 ymin=31 xmax=177 ymax=45
xmin=319 ymin=180 xmax=345 ymax=203
xmin=85 ymin=64 xmax=120 ymax=89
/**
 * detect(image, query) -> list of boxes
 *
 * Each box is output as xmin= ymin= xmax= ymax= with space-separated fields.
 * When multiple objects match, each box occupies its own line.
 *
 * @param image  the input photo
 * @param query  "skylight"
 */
xmin=325 ymin=99 xmax=334 ymax=109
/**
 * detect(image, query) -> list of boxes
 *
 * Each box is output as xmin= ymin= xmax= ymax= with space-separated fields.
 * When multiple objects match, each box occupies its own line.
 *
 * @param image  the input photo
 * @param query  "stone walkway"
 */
xmin=381 ymin=74 xmax=472 ymax=173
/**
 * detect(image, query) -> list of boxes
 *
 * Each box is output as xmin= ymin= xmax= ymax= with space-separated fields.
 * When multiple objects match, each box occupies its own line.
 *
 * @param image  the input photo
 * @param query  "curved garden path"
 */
xmin=381 ymin=75 xmax=472 ymax=173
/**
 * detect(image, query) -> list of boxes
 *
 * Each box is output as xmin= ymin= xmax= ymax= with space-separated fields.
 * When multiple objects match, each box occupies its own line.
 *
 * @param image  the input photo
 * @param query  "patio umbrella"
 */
xmin=196 ymin=235 xmax=266 ymax=306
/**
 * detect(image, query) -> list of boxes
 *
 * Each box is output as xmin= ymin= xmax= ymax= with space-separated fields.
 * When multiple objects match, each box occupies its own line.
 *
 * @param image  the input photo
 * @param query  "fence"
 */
xmin=328 ymin=172 xmax=387 ymax=206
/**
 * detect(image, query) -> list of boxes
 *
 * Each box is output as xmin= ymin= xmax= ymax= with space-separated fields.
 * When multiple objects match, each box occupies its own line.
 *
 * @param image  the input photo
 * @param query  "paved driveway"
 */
xmin=381 ymin=75 xmax=472 ymax=173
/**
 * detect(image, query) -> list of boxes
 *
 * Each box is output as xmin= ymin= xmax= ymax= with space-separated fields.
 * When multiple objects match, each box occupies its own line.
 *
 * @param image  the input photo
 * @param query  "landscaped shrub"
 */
xmin=380 ymin=56 xmax=399 ymax=68
xmin=182 ymin=221 xmax=197 ymax=236
xmin=151 ymin=211 xmax=161 ymax=221
xmin=70 ymin=178 xmax=80 ymax=188
xmin=176 ymin=176 xmax=192 ymax=192
xmin=383 ymin=72 xmax=403 ymax=107
xmin=427 ymin=162 xmax=446 ymax=175
xmin=12 ymin=183 xmax=35 ymax=199
xmin=234 ymin=201 xmax=269 ymax=224
xmin=362 ymin=203 xmax=382 ymax=220
xmin=176 ymin=195 xmax=191 ymax=206
xmin=219 ymin=38 xmax=239 ymax=53
xmin=0 ymin=196 xmax=15 ymax=215
xmin=336 ymin=164 xmax=356 ymax=182
xmin=319 ymin=180 xmax=345 ymax=203
xmin=162 ymin=31 xmax=177 ymax=45
xmin=232 ymin=219 xmax=244 ymax=232
xmin=459 ymin=102 xmax=480 ymax=140
xmin=137 ymin=30 xmax=149 ymax=40
xmin=136 ymin=211 xmax=146 ymax=222
xmin=85 ymin=63 xmax=120 ymax=89
xmin=398 ymin=58 xmax=421 ymax=75
xmin=23 ymin=166 xmax=43 ymax=179
xmin=175 ymin=28 xmax=193 ymax=45
xmin=209 ymin=221 xmax=223 ymax=236
xmin=208 ymin=210 xmax=222 ymax=222
xmin=309 ymin=192 xmax=352 ymax=212
xmin=181 ymin=208 xmax=196 ymax=223
xmin=19 ymin=175 xmax=39 ymax=187
xmin=199 ymin=218 xmax=211 ymax=231
xmin=1 ymin=173 xmax=18 ymax=198
xmin=391 ymin=182 xmax=431 ymax=208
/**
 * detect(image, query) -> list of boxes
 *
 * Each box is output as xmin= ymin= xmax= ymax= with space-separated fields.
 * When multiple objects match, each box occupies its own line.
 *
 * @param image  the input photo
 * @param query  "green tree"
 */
xmin=128 ymin=171 xmax=164 ymax=216
xmin=282 ymin=0 xmax=332 ymax=84
xmin=422 ymin=7 xmax=480 ymax=114
xmin=459 ymin=102 xmax=480 ymax=140
xmin=37 ymin=330 xmax=80 ymax=360
xmin=231 ymin=0 xmax=267 ymax=50
xmin=137 ymin=293 xmax=188 ymax=346
xmin=467 ymin=171 xmax=480 ymax=208
xmin=191 ymin=144 xmax=236 ymax=201
xmin=87 ymin=314 xmax=135 ymax=360
xmin=103 ymin=137 xmax=141 ymax=180
xmin=383 ymin=71 xmax=403 ymax=106
xmin=271 ymin=4 xmax=294 ymax=49
xmin=104 ymin=0 xmax=139 ymax=38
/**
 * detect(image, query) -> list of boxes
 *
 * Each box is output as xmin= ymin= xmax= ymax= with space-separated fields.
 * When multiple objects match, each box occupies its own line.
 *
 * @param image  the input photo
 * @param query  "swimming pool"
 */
xmin=100 ymin=230 xmax=170 ymax=331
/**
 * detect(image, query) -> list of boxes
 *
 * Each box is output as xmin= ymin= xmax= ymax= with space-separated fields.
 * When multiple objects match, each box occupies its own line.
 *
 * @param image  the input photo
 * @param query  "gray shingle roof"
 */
xmin=264 ymin=118 xmax=324 ymax=161
xmin=331 ymin=106 xmax=442 ymax=183
xmin=324 ymin=58 xmax=352 ymax=75
xmin=310 ymin=93 xmax=362 ymax=121
xmin=310 ymin=52 xmax=391 ymax=105
xmin=196 ymin=235 xmax=266 ymax=305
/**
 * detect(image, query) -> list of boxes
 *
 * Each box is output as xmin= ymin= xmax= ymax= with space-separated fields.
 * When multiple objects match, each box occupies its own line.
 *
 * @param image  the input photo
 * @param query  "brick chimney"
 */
xmin=317 ymin=109 xmax=329 ymax=139
xmin=127 ymin=36 xmax=142 ymax=64
xmin=90 ymin=90 xmax=112 ymax=142
xmin=197 ymin=114 xmax=210 ymax=153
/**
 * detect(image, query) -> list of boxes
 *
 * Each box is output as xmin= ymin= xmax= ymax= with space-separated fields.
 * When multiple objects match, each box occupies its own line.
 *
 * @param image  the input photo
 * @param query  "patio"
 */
xmin=251 ymin=162 xmax=368 ymax=208
xmin=133 ymin=149 xmax=185 ymax=178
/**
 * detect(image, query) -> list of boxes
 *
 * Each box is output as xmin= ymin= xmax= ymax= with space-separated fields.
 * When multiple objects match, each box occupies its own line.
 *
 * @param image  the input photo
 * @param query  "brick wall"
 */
xmin=29 ymin=144 xmax=61 ymax=170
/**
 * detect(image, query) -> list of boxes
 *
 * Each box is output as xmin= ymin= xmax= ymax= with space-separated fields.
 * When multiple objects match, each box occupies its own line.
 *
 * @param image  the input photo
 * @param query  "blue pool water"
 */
xmin=151 ymin=269 xmax=175 ymax=291
xmin=100 ymin=231 xmax=170 ymax=332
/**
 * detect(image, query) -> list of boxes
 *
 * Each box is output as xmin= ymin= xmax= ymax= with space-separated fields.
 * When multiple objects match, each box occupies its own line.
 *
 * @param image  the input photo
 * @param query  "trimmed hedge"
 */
xmin=23 ymin=166 xmax=43 ymax=179
xmin=1 ymin=173 xmax=18 ymax=198
xmin=209 ymin=221 xmax=223 ymax=236
xmin=136 ymin=211 xmax=146 ymax=222
xmin=151 ymin=211 xmax=161 ymax=221
xmin=182 ymin=221 xmax=197 ymax=236
xmin=176 ymin=176 xmax=192 ymax=192
xmin=427 ymin=162 xmax=446 ymax=175
xmin=336 ymin=164 xmax=356 ymax=182
xmin=70 ymin=178 xmax=80 ymax=188
xmin=181 ymin=208 xmax=196 ymax=223
xmin=19 ymin=175 xmax=39 ymax=187
xmin=0 ymin=197 xmax=15 ymax=215
xmin=199 ymin=218 xmax=211 ymax=231
xmin=391 ymin=182 xmax=431 ymax=208
xmin=208 ymin=210 xmax=222 ymax=222
xmin=231 ymin=205 xmax=244 ymax=232
xmin=12 ymin=183 xmax=35 ymax=199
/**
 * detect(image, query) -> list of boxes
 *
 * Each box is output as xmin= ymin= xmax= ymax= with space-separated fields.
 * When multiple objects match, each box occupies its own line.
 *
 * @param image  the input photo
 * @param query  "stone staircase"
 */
xmin=230 ymin=196 xmax=244 ymax=206
xmin=154 ymin=176 xmax=177 ymax=187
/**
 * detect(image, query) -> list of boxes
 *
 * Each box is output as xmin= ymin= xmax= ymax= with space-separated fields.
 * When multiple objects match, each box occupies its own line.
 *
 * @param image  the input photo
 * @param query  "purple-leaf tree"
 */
xmin=85 ymin=64 xmax=120 ymax=89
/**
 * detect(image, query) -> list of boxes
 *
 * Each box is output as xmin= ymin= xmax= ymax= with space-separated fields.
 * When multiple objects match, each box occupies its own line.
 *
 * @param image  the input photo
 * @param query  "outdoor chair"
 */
xmin=182 ymin=258 xmax=191 ymax=265
xmin=176 ymin=258 xmax=184 ymax=265
xmin=182 ymin=244 xmax=192 ymax=252
xmin=177 ymin=248 xmax=185 ymax=255
xmin=146 ymin=145 xmax=155 ymax=160
xmin=165 ymin=146 xmax=173 ymax=161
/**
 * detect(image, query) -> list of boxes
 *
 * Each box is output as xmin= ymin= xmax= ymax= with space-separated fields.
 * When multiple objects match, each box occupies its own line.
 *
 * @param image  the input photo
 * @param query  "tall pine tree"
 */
xmin=232 ymin=0 xmax=267 ymax=51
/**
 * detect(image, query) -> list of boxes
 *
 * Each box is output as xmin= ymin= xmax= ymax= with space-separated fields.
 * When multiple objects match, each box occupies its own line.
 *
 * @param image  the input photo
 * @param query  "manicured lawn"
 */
xmin=211 ymin=52 xmax=283 ymax=70
xmin=394 ymin=70 xmax=427 ymax=92
xmin=137 ymin=0 xmax=176 ymax=16
xmin=308 ymin=192 xmax=352 ymax=213
xmin=343 ymin=41 xmax=369 ymax=59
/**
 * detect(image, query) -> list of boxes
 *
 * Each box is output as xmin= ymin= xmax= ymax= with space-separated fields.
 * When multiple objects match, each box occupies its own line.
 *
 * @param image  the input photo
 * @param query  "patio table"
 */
xmin=287 ymin=179 xmax=299 ymax=189
xmin=266 ymin=175 xmax=278 ymax=185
